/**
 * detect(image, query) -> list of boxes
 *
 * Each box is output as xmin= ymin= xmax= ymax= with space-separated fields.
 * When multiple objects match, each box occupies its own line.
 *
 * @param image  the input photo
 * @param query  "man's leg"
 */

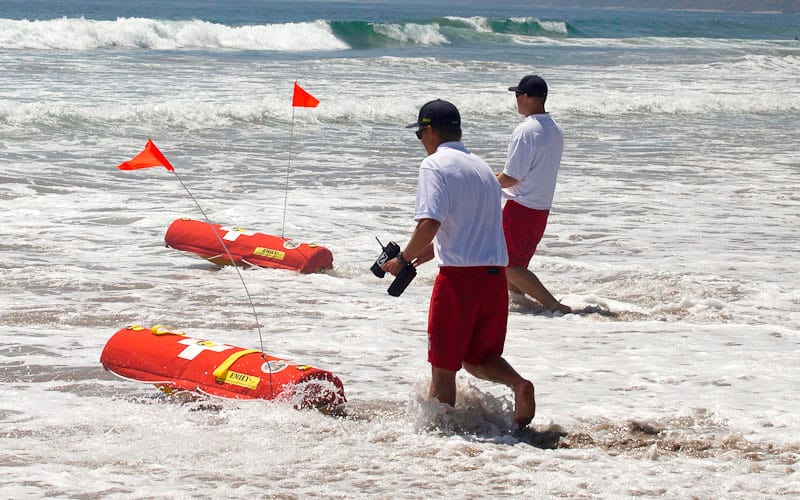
xmin=429 ymin=366 xmax=457 ymax=406
xmin=506 ymin=266 xmax=570 ymax=313
xmin=463 ymin=356 xmax=536 ymax=428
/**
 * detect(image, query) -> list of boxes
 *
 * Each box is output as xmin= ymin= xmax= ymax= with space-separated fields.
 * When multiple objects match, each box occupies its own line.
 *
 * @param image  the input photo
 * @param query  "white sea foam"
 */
xmin=371 ymin=22 xmax=449 ymax=46
xmin=447 ymin=16 xmax=494 ymax=33
xmin=511 ymin=16 xmax=569 ymax=34
xmin=2 ymin=52 xmax=798 ymax=135
xmin=0 ymin=17 xmax=349 ymax=50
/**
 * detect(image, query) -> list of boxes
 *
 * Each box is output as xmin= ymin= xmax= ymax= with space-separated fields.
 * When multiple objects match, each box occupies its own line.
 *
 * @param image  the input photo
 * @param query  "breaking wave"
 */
xmin=0 ymin=17 xmax=349 ymax=51
xmin=0 ymin=16 xmax=569 ymax=51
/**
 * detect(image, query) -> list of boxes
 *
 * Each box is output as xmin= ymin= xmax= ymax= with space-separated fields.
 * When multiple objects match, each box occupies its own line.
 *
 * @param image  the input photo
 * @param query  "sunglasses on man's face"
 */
xmin=415 ymin=126 xmax=428 ymax=139
xmin=515 ymin=91 xmax=526 ymax=97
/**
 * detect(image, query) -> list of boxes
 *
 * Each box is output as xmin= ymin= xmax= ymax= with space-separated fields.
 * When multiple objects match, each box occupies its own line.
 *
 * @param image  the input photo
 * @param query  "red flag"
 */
xmin=292 ymin=81 xmax=319 ymax=108
xmin=117 ymin=139 xmax=175 ymax=172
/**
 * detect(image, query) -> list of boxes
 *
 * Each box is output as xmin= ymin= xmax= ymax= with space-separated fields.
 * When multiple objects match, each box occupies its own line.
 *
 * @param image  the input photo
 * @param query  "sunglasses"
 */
xmin=515 ymin=91 xmax=526 ymax=97
xmin=415 ymin=125 xmax=429 ymax=139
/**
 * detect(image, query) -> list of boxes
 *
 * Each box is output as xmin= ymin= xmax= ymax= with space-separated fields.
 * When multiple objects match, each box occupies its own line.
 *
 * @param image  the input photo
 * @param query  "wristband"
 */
xmin=397 ymin=252 xmax=410 ymax=266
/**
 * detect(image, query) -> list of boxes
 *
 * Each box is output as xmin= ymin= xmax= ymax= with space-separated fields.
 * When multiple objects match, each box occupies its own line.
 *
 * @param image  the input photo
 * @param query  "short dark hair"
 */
xmin=431 ymin=124 xmax=462 ymax=142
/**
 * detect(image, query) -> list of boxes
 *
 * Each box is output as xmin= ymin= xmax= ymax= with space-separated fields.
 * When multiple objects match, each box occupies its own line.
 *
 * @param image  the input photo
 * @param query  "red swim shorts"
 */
xmin=502 ymin=200 xmax=550 ymax=268
xmin=427 ymin=266 xmax=509 ymax=371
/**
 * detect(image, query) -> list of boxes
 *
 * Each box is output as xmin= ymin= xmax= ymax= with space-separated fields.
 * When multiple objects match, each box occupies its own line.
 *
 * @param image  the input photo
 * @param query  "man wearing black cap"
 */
xmin=498 ymin=75 xmax=570 ymax=314
xmin=382 ymin=98 xmax=536 ymax=429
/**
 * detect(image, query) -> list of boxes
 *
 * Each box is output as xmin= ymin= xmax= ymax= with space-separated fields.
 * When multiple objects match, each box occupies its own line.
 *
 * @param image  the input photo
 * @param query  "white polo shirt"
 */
xmin=502 ymin=113 xmax=563 ymax=210
xmin=414 ymin=142 xmax=508 ymax=267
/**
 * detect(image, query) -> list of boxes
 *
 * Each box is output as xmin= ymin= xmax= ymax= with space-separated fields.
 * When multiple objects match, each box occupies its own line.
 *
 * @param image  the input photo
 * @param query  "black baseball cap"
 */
xmin=508 ymin=75 xmax=547 ymax=97
xmin=405 ymin=99 xmax=461 ymax=129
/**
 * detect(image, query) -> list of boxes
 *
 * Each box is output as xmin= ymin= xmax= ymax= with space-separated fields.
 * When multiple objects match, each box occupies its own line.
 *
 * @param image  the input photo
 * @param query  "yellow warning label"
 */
xmin=224 ymin=371 xmax=259 ymax=390
xmin=254 ymin=247 xmax=286 ymax=260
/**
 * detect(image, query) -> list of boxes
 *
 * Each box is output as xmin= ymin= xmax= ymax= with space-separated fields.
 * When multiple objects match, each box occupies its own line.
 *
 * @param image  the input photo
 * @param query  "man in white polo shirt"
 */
xmin=498 ymin=75 xmax=570 ymax=314
xmin=382 ymin=99 xmax=536 ymax=429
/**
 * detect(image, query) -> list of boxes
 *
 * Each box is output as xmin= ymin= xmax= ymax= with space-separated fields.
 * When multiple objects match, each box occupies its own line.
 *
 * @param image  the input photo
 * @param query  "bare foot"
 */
xmin=513 ymin=380 xmax=536 ymax=429
xmin=551 ymin=302 xmax=571 ymax=314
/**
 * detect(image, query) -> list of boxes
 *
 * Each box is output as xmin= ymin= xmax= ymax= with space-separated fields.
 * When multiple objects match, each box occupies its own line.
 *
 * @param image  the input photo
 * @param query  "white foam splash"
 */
xmin=0 ymin=17 xmax=349 ymax=51
xmin=371 ymin=22 xmax=449 ymax=46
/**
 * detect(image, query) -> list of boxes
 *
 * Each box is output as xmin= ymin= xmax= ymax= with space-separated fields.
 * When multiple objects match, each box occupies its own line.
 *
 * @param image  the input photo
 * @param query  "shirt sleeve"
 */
xmin=414 ymin=160 xmax=447 ymax=223
xmin=503 ymin=127 xmax=536 ymax=182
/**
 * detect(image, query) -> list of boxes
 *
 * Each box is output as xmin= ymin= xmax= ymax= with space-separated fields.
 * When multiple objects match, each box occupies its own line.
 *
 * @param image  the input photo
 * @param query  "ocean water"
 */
xmin=2 ymin=0 xmax=800 ymax=497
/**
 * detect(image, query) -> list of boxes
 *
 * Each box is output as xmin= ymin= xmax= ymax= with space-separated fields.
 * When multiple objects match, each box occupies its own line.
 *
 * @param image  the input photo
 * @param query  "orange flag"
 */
xmin=117 ymin=139 xmax=175 ymax=172
xmin=292 ymin=81 xmax=319 ymax=108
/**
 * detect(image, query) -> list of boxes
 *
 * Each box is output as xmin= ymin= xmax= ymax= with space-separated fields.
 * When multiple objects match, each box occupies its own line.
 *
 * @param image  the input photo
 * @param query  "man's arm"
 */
xmin=381 ymin=218 xmax=441 ymax=276
xmin=496 ymin=172 xmax=519 ymax=188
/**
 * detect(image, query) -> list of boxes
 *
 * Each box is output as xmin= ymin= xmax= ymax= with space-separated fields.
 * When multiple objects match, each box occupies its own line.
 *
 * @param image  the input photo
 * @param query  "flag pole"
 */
xmin=280 ymin=104 xmax=296 ymax=240
xmin=281 ymin=81 xmax=319 ymax=240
